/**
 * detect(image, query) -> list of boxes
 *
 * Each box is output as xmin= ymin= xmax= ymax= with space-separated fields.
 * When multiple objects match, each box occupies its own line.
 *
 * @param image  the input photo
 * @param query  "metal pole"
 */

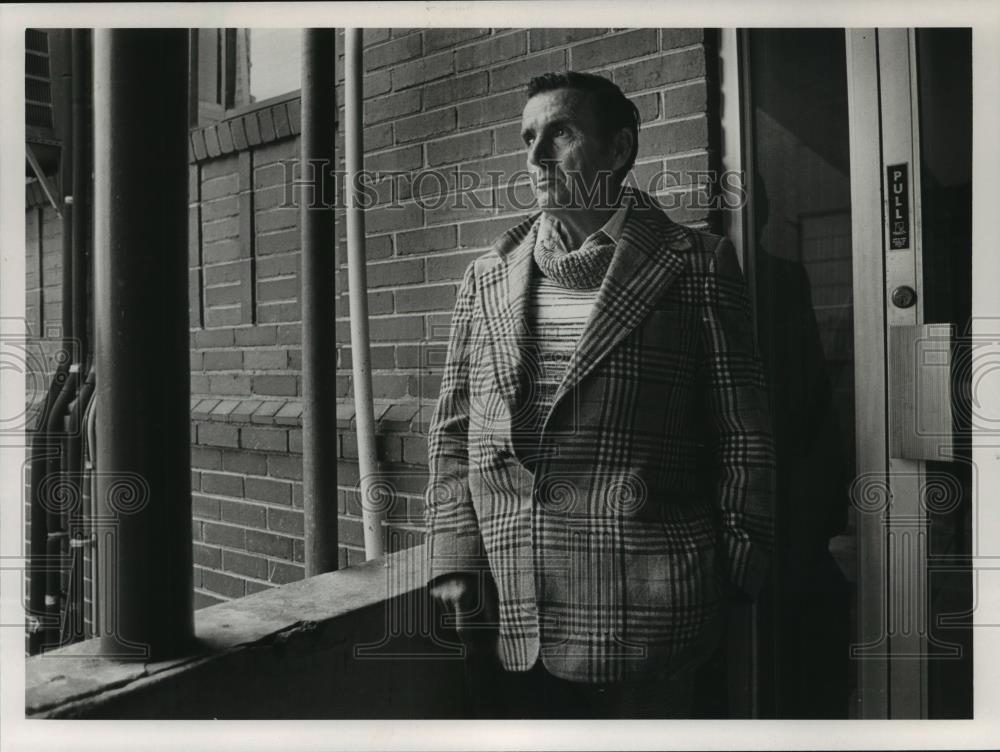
xmin=345 ymin=28 xmax=383 ymax=560
xmin=93 ymin=29 xmax=193 ymax=660
xmin=300 ymin=29 xmax=340 ymax=576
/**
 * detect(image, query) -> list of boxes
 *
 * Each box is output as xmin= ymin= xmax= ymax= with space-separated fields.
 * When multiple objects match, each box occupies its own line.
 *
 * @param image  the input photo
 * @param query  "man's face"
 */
xmin=520 ymin=88 xmax=624 ymax=212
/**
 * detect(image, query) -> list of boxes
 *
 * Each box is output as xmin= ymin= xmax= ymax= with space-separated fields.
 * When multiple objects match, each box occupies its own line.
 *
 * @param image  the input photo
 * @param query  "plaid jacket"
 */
xmin=425 ymin=189 xmax=775 ymax=683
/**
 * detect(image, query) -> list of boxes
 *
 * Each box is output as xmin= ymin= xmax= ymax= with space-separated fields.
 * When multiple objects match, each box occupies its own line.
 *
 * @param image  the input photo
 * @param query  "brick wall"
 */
xmin=25 ymin=27 xmax=719 ymax=615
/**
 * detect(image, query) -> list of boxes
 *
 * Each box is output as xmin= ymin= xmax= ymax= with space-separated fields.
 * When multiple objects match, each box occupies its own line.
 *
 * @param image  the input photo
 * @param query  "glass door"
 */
xmin=739 ymin=27 xmax=972 ymax=720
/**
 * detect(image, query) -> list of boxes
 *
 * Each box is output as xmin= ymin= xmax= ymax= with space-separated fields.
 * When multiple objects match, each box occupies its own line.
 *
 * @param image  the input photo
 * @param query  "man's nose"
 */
xmin=526 ymin=137 xmax=553 ymax=169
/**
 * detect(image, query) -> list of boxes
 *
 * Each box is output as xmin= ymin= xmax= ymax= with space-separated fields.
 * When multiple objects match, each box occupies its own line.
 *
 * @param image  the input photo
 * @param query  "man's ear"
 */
xmin=610 ymin=128 xmax=634 ymax=173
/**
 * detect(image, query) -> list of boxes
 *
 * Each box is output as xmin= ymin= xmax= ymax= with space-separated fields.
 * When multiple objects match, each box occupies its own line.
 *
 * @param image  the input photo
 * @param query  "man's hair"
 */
xmin=526 ymin=71 xmax=641 ymax=180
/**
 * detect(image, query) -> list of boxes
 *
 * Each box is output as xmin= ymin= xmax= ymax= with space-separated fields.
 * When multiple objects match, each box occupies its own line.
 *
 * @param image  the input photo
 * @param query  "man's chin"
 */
xmin=534 ymin=188 xmax=569 ymax=210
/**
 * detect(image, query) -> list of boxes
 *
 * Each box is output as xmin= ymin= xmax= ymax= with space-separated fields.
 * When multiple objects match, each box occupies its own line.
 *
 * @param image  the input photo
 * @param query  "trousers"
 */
xmin=463 ymin=649 xmax=699 ymax=719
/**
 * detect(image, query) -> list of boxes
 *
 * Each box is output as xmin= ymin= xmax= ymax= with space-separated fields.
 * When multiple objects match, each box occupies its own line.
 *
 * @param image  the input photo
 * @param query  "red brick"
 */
xmin=364 ymin=33 xmax=422 ymax=71
xmin=208 ymin=374 xmax=252 ymax=395
xmin=367 ymin=258 xmax=424 ymax=289
xmin=204 ymin=284 xmax=243 ymax=307
xmin=221 ymin=449 xmax=268 ymax=476
xmin=257 ymin=228 xmax=299 ymax=256
xmin=244 ymin=349 xmax=289 ymax=370
xmin=424 ymin=28 xmax=489 ymax=52
xmin=257 ymin=277 xmax=299 ymax=304
xmin=401 ymin=436 xmax=428 ymax=465
xmin=257 ymin=302 xmax=301 ymax=324
xmin=427 ymin=130 xmax=493 ymax=168
xmin=368 ymin=315 xmax=424 ymax=342
xmin=202 ymin=216 xmax=240 ymax=244
xmin=660 ymin=28 xmax=704 ymax=50
xmin=638 ymin=115 xmax=708 ymax=160
xmin=410 ymin=373 xmax=442 ymax=400
xmin=203 ymin=239 xmax=241 ymax=265
xmin=222 ymin=549 xmax=268 ymax=579
xmin=458 ymin=215 xmax=522 ymax=249
xmin=528 ymin=28 xmax=607 ymax=52
xmin=257 ymin=254 xmax=299 ymax=280
xmin=364 ymin=89 xmax=421 ymax=125
xmin=425 ymin=187 xmax=496 ymax=226
xmin=661 ymin=80 xmax=707 ymax=119
xmin=201 ymin=195 xmax=238 ymax=222
xmin=393 ymin=344 xmax=424 ymax=369
xmin=369 ymin=374 xmax=410 ymax=399
xmin=192 ymin=494 xmax=220 ymax=520
xmin=246 ymin=529 xmax=294 ymax=559
xmin=392 ymin=50 xmax=453 ymax=90
xmin=202 ymin=569 xmax=245 ymax=599
xmin=490 ymin=50 xmax=567 ymax=93
xmin=193 ymin=543 xmax=222 ymax=569
xmin=424 ymin=72 xmax=488 ymax=109
xmin=241 ymin=426 xmax=288 ymax=452
xmin=244 ymin=476 xmax=292 ymax=505
xmin=203 ymin=350 xmax=243 ymax=370
xmin=456 ymin=32 xmax=527 ymax=72
xmin=634 ymin=92 xmax=660 ymax=125
xmin=456 ymin=90 xmax=523 ymax=130
xmin=395 ymin=225 xmax=457 ymax=256
xmin=267 ymin=507 xmax=304 ymax=536
xmin=252 ymin=374 xmax=297 ymax=397
xmin=395 ymin=108 xmax=456 ymax=145
xmin=571 ymin=29 xmax=658 ymax=70
xmin=203 ymin=522 xmax=246 ymax=549
xmin=202 ymin=471 xmax=244 ymax=497
xmin=198 ymin=423 xmax=239 ymax=448
xmin=395 ymin=284 xmax=456 ymax=313
xmin=365 ymin=202 xmax=423 ymax=234
xmin=191 ymin=446 xmax=223 ymax=470
xmin=268 ymin=454 xmax=303 ymax=481
xmin=614 ymin=48 xmax=705 ymax=93
xmin=203 ymin=262 xmax=243 ymax=286
xmin=363 ymin=28 xmax=391 ymax=45
xmin=255 ymin=207 xmax=298 ymax=234
xmin=339 ymin=516 xmax=365 ymax=547
xmin=493 ymin=122 xmax=525 ymax=155
xmin=425 ymin=250 xmax=481 ymax=282
xmin=366 ymin=145 xmax=423 ymax=174
xmin=268 ymin=560 xmax=304 ymax=585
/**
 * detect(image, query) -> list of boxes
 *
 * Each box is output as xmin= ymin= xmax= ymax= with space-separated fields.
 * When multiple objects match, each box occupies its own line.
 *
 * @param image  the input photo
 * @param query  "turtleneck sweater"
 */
xmin=521 ymin=200 xmax=630 ymax=437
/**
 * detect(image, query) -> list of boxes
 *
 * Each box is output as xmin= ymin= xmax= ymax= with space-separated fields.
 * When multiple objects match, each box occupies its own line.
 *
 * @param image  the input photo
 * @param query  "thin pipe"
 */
xmin=300 ymin=29 xmax=340 ymax=576
xmin=345 ymin=28 xmax=383 ymax=560
xmin=84 ymin=376 xmax=99 ymax=636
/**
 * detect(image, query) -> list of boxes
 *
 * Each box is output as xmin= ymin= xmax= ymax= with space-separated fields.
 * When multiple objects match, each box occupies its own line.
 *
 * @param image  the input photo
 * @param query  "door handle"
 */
xmin=888 ymin=323 xmax=955 ymax=461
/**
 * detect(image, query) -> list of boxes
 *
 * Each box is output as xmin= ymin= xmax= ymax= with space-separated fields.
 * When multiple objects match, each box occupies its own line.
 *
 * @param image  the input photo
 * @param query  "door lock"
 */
xmin=891 ymin=285 xmax=917 ymax=308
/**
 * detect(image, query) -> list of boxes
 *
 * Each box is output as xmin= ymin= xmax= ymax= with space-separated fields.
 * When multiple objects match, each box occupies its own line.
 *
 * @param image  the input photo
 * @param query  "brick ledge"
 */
xmin=189 ymin=395 xmax=433 ymax=434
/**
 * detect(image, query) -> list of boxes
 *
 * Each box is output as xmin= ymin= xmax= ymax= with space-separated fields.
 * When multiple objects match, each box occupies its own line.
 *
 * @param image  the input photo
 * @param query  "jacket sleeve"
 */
xmin=424 ymin=260 xmax=490 ymax=585
xmin=700 ymin=236 xmax=776 ymax=599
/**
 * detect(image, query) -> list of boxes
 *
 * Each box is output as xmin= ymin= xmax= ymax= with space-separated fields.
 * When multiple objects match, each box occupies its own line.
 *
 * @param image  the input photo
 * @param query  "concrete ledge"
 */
xmin=26 ymin=543 xmax=467 ymax=718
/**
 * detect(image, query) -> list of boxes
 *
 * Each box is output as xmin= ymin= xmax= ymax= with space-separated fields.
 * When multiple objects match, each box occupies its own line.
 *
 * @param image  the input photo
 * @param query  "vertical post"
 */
xmin=93 ymin=29 xmax=193 ymax=659
xmin=345 ymin=28 xmax=383 ymax=560
xmin=300 ymin=29 xmax=340 ymax=576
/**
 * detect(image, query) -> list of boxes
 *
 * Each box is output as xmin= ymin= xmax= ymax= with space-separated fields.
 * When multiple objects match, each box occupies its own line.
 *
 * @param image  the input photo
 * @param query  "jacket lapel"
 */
xmin=541 ymin=193 xmax=694 ymax=433
xmin=477 ymin=215 xmax=541 ymax=410
xmin=477 ymin=191 xmax=695 ymax=429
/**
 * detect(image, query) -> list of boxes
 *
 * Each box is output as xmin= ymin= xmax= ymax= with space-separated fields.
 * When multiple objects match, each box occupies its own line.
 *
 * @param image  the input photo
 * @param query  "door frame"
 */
xmin=720 ymin=27 xmax=942 ymax=720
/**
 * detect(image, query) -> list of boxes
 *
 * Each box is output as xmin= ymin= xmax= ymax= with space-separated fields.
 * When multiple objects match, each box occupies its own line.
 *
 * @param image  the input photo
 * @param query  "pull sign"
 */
xmin=887 ymin=163 xmax=910 ymax=250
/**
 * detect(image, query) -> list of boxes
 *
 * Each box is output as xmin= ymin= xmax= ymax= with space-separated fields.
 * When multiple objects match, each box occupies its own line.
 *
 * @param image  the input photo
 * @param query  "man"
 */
xmin=424 ymin=71 xmax=774 ymax=718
